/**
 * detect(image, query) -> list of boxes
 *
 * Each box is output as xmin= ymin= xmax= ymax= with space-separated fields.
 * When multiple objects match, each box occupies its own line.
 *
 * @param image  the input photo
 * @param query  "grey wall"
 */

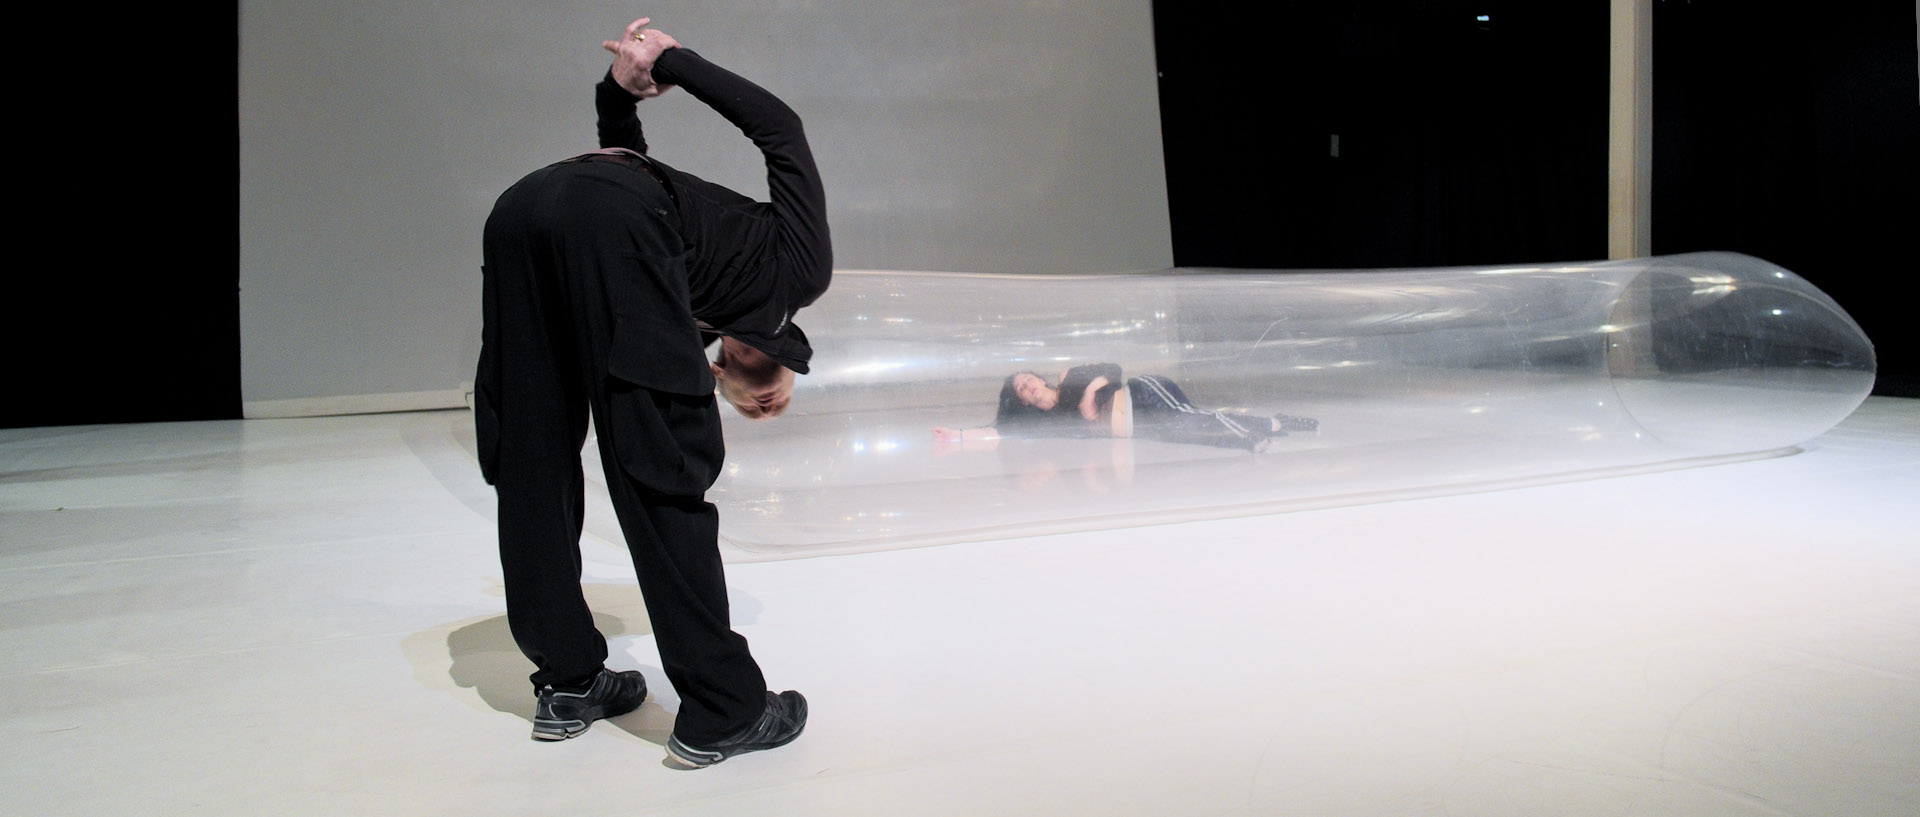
xmin=239 ymin=1 xmax=1172 ymax=413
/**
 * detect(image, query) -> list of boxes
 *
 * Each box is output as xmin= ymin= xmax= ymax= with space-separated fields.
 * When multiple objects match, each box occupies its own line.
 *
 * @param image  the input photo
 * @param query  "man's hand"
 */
xmin=601 ymin=16 xmax=681 ymax=98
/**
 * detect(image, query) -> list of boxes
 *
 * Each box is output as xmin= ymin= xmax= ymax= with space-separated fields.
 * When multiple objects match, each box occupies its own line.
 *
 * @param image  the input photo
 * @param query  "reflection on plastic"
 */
xmin=686 ymin=252 xmax=1874 ymax=557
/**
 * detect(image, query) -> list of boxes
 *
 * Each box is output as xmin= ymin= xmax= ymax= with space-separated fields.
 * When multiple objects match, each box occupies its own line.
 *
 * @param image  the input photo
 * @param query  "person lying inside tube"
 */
xmin=932 ymin=363 xmax=1317 ymax=453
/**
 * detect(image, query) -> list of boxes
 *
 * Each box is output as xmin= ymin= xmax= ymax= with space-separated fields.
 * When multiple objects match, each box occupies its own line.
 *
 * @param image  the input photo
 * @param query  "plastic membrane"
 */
xmin=592 ymin=252 xmax=1875 ymax=558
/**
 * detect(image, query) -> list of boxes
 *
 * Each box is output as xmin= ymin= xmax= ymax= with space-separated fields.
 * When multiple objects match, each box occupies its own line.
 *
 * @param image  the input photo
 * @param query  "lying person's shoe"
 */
xmin=531 ymin=669 xmax=647 ymax=741
xmin=666 ymin=690 xmax=808 ymax=767
xmin=1272 ymin=412 xmax=1319 ymax=432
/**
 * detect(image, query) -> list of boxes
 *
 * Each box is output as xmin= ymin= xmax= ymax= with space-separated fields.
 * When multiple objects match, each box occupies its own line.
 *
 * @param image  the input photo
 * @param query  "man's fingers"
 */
xmin=624 ymin=16 xmax=651 ymax=38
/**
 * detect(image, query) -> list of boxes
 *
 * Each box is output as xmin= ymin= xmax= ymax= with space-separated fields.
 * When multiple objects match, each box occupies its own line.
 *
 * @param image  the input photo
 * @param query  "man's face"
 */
xmin=714 ymin=339 xmax=794 ymax=420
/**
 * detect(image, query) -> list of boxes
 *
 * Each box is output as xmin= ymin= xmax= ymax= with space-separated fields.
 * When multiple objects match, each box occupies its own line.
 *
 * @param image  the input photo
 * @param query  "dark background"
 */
xmin=4 ymin=2 xmax=1913 ymax=429
xmin=1651 ymin=1 xmax=1917 ymax=396
xmin=1156 ymin=0 xmax=1918 ymax=396
xmin=4 ymin=7 xmax=242 ymax=429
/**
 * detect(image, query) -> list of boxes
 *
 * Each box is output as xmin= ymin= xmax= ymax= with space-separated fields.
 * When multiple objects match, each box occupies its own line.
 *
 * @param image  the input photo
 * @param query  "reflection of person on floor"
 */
xmin=473 ymin=17 xmax=817 ymax=768
xmin=1005 ymin=437 xmax=1137 ymax=492
xmin=932 ymin=363 xmax=1317 ymax=452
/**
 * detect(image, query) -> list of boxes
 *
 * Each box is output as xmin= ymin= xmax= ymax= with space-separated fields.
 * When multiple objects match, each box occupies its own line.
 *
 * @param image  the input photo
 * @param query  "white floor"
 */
xmin=1 ymin=398 xmax=1915 ymax=816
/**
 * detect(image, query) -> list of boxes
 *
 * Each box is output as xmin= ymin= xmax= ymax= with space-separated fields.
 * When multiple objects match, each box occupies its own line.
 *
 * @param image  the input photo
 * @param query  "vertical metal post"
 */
xmin=1607 ymin=0 xmax=1655 ymax=375
xmin=1609 ymin=0 xmax=1653 ymax=260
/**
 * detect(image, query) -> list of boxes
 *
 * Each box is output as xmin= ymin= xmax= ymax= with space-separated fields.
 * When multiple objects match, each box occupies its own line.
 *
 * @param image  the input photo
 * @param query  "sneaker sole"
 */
xmin=529 ymin=683 xmax=647 ymax=741
xmin=531 ymin=718 xmax=590 ymax=741
xmin=665 ymin=737 xmax=723 ymax=767
xmin=665 ymin=696 xmax=808 ymax=768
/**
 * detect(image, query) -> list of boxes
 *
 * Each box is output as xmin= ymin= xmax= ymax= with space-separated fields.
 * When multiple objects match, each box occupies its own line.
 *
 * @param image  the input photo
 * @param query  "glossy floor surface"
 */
xmin=2 ymin=399 xmax=1916 ymax=816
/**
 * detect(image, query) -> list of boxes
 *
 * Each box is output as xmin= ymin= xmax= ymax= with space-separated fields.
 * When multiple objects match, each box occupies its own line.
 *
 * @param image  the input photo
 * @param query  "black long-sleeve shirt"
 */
xmin=1056 ymin=363 xmax=1124 ymax=416
xmin=595 ymin=48 xmax=831 ymax=373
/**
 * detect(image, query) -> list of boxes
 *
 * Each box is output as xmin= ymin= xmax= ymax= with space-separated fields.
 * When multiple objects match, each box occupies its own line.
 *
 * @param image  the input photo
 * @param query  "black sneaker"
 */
xmin=666 ymin=690 xmax=807 ymax=767
xmin=531 ymin=669 xmax=647 ymax=741
xmin=1273 ymin=412 xmax=1319 ymax=432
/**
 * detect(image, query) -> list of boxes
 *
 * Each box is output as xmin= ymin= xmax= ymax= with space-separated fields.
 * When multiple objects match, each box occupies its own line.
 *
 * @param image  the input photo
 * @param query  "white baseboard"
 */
xmin=243 ymin=388 xmax=471 ymax=419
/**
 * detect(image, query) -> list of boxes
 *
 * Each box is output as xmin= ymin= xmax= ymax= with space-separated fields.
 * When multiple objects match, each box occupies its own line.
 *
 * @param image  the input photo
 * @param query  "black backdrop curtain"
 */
xmin=1154 ymin=0 xmax=1917 ymax=395
xmin=1154 ymin=1 xmax=1609 ymax=269
xmin=3 ymin=6 xmax=241 ymax=429
xmin=1651 ymin=1 xmax=1918 ymax=396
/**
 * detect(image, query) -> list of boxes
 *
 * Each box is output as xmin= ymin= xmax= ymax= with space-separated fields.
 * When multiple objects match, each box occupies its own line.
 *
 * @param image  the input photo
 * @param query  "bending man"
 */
xmin=473 ymin=17 xmax=829 ymax=768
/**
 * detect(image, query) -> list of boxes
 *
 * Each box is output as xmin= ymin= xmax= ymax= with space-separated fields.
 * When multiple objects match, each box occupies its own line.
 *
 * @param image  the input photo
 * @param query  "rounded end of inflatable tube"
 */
xmin=1603 ymin=252 xmax=1874 ymax=453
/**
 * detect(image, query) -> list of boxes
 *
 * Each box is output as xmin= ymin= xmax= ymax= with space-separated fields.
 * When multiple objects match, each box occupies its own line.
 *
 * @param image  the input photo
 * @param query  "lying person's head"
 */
xmin=994 ymin=371 xmax=1058 ymax=426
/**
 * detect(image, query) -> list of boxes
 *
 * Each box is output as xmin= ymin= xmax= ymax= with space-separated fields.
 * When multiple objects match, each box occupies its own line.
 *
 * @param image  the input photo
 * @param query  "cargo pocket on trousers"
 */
xmin=605 ymin=377 xmax=725 ymax=496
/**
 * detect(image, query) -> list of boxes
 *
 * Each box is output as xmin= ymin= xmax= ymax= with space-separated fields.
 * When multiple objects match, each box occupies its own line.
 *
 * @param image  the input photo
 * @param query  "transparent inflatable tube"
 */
xmin=650 ymin=252 xmax=1874 ymax=557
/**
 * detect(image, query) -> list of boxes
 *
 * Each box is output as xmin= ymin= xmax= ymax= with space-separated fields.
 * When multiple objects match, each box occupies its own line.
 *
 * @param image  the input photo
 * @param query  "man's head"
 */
xmin=713 ymin=336 xmax=794 ymax=419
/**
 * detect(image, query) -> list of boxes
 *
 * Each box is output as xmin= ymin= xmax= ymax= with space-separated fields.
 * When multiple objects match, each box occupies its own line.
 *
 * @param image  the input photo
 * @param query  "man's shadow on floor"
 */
xmin=403 ymin=582 xmax=681 ymax=746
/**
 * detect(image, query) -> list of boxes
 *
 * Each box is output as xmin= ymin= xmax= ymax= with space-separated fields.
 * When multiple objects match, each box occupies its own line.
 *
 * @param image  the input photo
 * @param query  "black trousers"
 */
xmin=1127 ymin=375 xmax=1270 ymax=450
xmin=475 ymin=157 xmax=765 ymax=744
